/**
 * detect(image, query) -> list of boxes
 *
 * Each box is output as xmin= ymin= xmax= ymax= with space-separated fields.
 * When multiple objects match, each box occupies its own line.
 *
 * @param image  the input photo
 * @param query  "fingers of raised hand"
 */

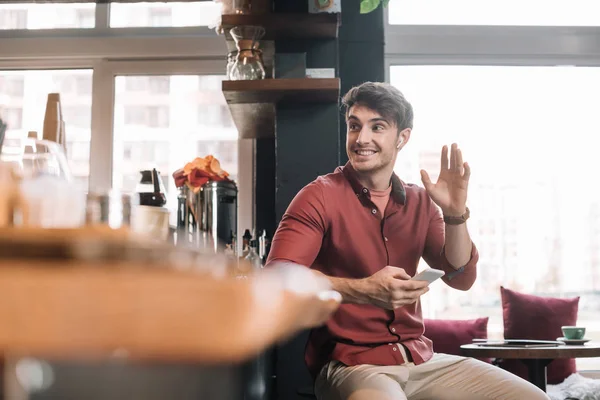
xmin=456 ymin=148 xmax=464 ymax=175
xmin=449 ymin=143 xmax=462 ymax=170
xmin=446 ymin=143 xmax=471 ymax=180
xmin=463 ymin=162 xmax=471 ymax=181
xmin=440 ymin=145 xmax=449 ymax=171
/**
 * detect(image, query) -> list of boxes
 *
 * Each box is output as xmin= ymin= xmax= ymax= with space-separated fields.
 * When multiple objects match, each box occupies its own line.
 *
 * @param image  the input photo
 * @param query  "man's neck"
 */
xmin=354 ymin=166 xmax=394 ymax=191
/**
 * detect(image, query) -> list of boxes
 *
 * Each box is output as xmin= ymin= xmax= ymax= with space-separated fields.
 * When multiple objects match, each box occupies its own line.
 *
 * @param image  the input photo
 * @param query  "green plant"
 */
xmin=360 ymin=0 xmax=390 ymax=14
xmin=315 ymin=0 xmax=389 ymax=14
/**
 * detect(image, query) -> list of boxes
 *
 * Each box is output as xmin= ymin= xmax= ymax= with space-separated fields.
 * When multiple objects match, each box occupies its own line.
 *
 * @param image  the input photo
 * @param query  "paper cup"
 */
xmin=132 ymin=205 xmax=170 ymax=241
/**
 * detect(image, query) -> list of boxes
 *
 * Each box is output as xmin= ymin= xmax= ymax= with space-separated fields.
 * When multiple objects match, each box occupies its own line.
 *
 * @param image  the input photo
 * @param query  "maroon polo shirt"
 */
xmin=265 ymin=163 xmax=479 ymax=378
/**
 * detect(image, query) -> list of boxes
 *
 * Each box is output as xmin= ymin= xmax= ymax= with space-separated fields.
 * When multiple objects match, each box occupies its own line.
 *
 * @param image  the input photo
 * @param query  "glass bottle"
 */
xmin=226 ymin=50 xmax=238 ymax=79
xmin=241 ymin=228 xmax=252 ymax=258
xmin=244 ymin=239 xmax=263 ymax=270
xmin=230 ymin=25 xmax=266 ymax=81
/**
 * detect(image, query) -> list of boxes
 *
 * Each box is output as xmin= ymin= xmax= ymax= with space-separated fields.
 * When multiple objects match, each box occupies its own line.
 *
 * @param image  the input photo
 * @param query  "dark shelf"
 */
xmin=222 ymin=78 xmax=340 ymax=139
xmin=221 ymin=13 xmax=340 ymax=40
xmin=223 ymin=78 xmax=340 ymax=103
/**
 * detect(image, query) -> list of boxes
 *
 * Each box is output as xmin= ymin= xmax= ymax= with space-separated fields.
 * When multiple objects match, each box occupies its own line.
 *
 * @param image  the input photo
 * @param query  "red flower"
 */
xmin=188 ymin=168 xmax=212 ymax=187
xmin=173 ymin=155 xmax=232 ymax=192
xmin=172 ymin=168 xmax=187 ymax=188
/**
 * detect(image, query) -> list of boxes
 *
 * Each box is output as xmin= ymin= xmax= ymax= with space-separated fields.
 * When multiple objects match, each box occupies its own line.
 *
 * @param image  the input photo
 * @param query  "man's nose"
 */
xmin=356 ymin=127 xmax=372 ymax=144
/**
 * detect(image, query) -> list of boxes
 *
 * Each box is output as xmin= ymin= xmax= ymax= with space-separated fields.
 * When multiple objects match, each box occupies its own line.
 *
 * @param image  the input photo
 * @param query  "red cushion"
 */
xmin=499 ymin=286 xmax=579 ymax=384
xmin=424 ymin=318 xmax=490 ymax=363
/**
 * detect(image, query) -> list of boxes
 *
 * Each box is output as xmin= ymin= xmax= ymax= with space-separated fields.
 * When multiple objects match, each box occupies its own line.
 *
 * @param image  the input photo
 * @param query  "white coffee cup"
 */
xmin=132 ymin=205 xmax=170 ymax=241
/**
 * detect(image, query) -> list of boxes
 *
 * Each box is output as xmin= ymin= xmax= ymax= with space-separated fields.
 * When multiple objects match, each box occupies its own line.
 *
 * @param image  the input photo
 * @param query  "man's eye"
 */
xmin=349 ymin=124 xmax=360 ymax=131
xmin=373 ymin=125 xmax=384 ymax=131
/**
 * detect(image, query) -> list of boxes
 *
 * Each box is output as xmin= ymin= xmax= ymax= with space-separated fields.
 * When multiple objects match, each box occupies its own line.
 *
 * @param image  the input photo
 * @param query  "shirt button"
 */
xmin=392 ymin=347 xmax=397 ymax=351
xmin=372 ymin=209 xmax=377 ymax=214
xmin=384 ymin=237 xmax=389 ymax=242
xmin=363 ymin=188 xmax=368 ymax=193
xmin=391 ymin=327 xmax=396 ymax=332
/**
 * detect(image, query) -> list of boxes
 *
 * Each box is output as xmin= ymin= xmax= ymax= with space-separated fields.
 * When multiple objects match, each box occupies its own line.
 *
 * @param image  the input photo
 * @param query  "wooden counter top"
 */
xmin=0 ymin=260 xmax=339 ymax=364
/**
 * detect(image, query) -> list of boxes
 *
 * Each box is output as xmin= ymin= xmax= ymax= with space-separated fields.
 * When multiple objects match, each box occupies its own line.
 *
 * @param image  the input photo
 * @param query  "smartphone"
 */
xmin=411 ymin=268 xmax=445 ymax=284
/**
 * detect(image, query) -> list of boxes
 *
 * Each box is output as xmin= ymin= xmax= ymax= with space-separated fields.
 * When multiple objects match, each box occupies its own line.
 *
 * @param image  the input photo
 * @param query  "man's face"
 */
xmin=346 ymin=104 xmax=409 ymax=175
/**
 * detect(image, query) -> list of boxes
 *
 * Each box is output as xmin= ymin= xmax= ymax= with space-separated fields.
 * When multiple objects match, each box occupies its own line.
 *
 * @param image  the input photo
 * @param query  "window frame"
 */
xmin=384 ymin=9 xmax=600 ymax=82
xmin=0 ymin=3 xmax=254 ymax=238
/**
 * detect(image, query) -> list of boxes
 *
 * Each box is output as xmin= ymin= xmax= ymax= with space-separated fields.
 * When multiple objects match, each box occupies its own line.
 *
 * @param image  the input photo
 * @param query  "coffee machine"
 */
xmin=176 ymin=180 xmax=237 ymax=254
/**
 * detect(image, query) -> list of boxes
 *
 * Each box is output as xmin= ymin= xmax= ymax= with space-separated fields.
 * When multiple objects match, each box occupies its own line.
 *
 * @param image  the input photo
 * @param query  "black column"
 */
xmin=258 ymin=2 xmax=385 ymax=399
xmin=255 ymin=138 xmax=276 ymax=239
xmin=338 ymin=0 xmax=385 ymax=164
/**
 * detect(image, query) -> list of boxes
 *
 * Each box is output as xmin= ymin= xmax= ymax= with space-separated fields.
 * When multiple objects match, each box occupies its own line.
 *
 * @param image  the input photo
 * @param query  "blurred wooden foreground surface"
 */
xmin=0 ymin=260 xmax=339 ymax=365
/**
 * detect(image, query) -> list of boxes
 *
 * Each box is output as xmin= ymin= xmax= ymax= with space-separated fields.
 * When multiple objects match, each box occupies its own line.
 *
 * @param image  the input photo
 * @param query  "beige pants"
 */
xmin=314 ymin=353 xmax=550 ymax=400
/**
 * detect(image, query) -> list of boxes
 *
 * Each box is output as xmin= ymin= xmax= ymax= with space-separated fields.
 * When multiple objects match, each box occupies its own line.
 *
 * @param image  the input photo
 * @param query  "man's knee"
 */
xmin=519 ymin=383 xmax=550 ymax=400
xmin=506 ymin=375 xmax=550 ymax=400
xmin=445 ymin=358 xmax=550 ymax=400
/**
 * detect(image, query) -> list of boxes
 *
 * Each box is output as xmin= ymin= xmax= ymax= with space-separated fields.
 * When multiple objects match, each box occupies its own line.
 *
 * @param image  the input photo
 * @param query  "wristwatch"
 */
xmin=443 ymin=207 xmax=470 ymax=225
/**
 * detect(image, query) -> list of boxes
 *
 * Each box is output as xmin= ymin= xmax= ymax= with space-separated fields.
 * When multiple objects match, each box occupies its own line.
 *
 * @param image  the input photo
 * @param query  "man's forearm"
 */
xmin=313 ymin=271 xmax=370 ymax=305
xmin=444 ymin=222 xmax=473 ymax=269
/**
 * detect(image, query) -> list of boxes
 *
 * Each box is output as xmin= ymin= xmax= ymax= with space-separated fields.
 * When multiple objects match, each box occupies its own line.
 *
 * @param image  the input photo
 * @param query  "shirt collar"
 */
xmin=339 ymin=162 xmax=406 ymax=205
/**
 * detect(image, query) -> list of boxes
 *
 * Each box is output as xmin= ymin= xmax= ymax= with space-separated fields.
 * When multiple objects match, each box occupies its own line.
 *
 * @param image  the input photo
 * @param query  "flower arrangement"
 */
xmin=172 ymin=155 xmax=231 ymax=193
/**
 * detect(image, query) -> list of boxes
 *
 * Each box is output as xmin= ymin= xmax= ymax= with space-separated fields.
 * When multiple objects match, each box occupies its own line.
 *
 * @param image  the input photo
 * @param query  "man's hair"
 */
xmin=341 ymin=82 xmax=414 ymax=132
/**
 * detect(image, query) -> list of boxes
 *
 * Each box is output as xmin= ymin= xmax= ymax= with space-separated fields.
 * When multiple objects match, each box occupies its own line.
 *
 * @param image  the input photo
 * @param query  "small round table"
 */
xmin=460 ymin=343 xmax=600 ymax=392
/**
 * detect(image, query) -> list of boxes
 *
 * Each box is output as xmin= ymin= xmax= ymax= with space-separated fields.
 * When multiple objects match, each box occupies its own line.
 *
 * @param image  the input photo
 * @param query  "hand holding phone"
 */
xmin=364 ymin=266 xmax=435 ymax=310
xmin=411 ymin=268 xmax=445 ymax=284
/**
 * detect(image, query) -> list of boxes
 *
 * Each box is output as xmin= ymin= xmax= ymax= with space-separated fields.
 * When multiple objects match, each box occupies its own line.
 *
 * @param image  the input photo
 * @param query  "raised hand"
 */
xmin=420 ymin=143 xmax=470 ymax=216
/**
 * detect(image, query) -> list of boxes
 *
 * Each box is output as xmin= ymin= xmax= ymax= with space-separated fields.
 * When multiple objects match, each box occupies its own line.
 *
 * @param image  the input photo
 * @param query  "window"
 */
xmin=0 ymin=9 xmax=26 ymax=29
xmin=198 ymin=75 xmax=223 ymax=91
xmin=123 ymin=105 xmax=170 ymax=128
xmin=113 ymin=75 xmax=238 ymax=217
xmin=109 ymin=2 xmax=221 ymax=27
xmin=0 ymin=76 xmax=25 ymax=97
xmin=149 ymin=7 xmax=172 ymax=27
xmin=53 ymin=74 xmax=93 ymax=96
xmin=388 ymin=0 xmax=600 ymax=26
xmin=197 ymin=140 xmax=237 ymax=172
xmin=75 ymin=8 xmax=95 ymax=28
xmin=0 ymin=70 xmax=92 ymax=190
xmin=53 ymin=75 xmax=76 ymax=95
xmin=63 ymin=105 xmax=92 ymax=129
xmin=149 ymin=76 xmax=170 ymax=94
xmin=125 ymin=77 xmax=148 ymax=92
xmin=390 ymin=65 xmax=600 ymax=368
xmin=0 ymin=107 xmax=22 ymax=129
xmin=125 ymin=76 xmax=171 ymax=94
xmin=198 ymin=104 xmax=233 ymax=127
xmin=0 ymin=3 xmax=95 ymax=29
xmin=76 ymin=76 xmax=92 ymax=96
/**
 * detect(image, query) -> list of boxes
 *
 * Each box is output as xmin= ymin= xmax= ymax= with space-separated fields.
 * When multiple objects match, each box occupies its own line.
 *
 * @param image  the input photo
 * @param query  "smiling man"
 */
xmin=266 ymin=82 xmax=548 ymax=400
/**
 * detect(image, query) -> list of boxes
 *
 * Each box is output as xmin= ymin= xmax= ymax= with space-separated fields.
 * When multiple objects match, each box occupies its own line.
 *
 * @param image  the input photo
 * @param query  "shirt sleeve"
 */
xmin=422 ymin=198 xmax=478 ymax=291
xmin=265 ymin=181 xmax=327 ymax=268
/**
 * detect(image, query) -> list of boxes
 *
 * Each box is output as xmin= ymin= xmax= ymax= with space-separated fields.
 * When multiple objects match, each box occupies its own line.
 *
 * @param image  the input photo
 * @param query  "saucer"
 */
xmin=556 ymin=337 xmax=590 ymax=345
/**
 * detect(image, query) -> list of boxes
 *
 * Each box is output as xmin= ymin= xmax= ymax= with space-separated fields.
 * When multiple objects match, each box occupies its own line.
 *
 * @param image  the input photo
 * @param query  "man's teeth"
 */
xmin=357 ymin=150 xmax=375 ymax=156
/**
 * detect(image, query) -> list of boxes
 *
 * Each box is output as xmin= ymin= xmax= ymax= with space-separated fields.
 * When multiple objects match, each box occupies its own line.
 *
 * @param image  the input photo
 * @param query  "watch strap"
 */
xmin=443 ymin=207 xmax=470 ymax=225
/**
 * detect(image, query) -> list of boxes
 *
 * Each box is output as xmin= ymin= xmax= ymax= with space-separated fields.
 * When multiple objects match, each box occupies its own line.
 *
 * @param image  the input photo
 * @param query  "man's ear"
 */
xmin=396 ymin=128 xmax=412 ymax=150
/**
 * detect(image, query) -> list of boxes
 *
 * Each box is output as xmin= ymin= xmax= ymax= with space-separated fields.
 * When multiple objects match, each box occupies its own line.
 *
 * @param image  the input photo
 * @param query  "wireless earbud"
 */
xmin=396 ymin=139 xmax=403 ymax=149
